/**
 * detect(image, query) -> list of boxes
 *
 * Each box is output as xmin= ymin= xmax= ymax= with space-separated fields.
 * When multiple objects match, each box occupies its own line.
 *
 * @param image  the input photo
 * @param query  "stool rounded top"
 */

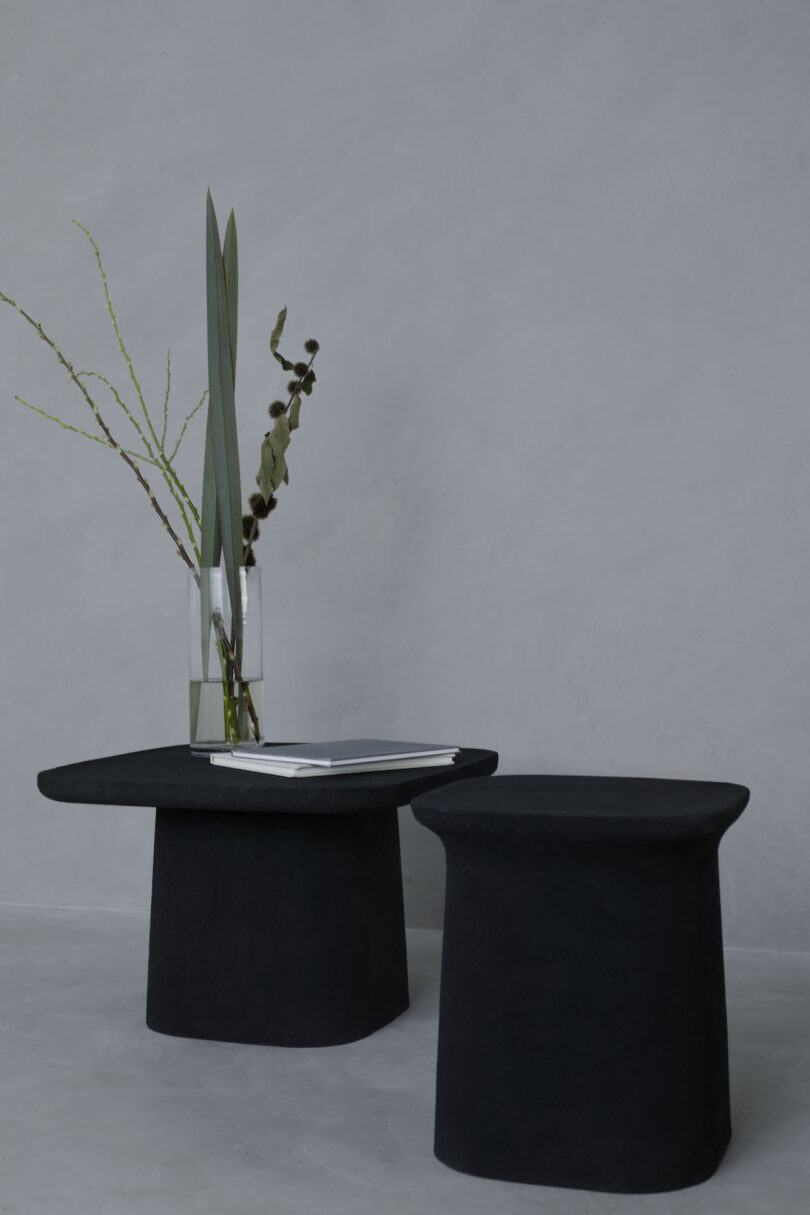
xmin=37 ymin=744 xmax=498 ymax=814
xmin=412 ymin=774 xmax=749 ymax=842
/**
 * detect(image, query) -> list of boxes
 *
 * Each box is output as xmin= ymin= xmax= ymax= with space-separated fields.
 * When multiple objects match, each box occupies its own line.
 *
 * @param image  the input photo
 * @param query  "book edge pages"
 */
xmin=210 ymin=754 xmax=456 ymax=778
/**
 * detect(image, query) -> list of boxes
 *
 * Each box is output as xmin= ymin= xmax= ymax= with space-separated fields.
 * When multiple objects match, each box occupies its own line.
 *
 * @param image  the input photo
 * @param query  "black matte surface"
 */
xmin=37 ymin=744 xmax=497 ymax=1046
xmin=146 ymin=804 xmax=409 ymax=1046
xmin=37 ymin=744 xmax=498 ymax=813
xmin=412 ymin=774 xmax=749 ymax=1194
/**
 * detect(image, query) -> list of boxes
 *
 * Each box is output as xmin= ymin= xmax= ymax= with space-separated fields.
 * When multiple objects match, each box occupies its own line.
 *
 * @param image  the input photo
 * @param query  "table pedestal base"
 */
xmin=146 ymin=805 xmax=409 ymax=1046
xmin=433 ymin=838 xmax=732 ymax=1193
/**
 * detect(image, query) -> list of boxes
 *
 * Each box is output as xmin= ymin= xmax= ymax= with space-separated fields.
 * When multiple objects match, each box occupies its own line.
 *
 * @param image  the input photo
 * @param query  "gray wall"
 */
xmin=1 ymin=1 xmax=809 ymax=948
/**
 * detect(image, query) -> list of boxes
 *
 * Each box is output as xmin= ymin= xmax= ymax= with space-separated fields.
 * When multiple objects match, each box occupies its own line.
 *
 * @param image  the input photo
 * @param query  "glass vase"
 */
xmin=188 ymin=565 xmax=264 ymax=752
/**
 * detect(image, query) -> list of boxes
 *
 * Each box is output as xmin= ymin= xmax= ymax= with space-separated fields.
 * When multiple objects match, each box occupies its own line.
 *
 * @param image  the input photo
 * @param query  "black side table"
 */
xmin=412 ymin=774 xmax=749 ymax=1194
xmin=38 ymin=745 xmax=497 ymax=1047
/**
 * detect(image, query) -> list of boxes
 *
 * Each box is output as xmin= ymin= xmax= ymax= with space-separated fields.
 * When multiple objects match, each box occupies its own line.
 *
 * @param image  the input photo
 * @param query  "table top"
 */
xmin=37 ymin=745 xmax=499 ymax=814
xmin=412 ymin=774 xmax=749 ymax=841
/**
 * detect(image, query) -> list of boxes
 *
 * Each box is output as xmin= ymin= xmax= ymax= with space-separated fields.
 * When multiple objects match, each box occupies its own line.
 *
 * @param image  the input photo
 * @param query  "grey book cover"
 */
xmin=234 ymin=739 xmax=459 ymax=767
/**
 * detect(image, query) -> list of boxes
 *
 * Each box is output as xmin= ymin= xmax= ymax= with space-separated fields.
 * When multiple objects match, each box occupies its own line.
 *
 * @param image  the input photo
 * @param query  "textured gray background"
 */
xmin=1 ymin=0 xmax=808 ymax=946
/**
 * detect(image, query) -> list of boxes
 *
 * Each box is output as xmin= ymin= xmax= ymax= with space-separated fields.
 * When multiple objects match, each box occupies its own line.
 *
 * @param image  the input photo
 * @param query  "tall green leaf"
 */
xmin=197 ymin=401 xmax=222 ymax=692
xmin=200 ymin=410 xmax=222 ymax=568
xmin=206 ymin=190 xmax=243 ymax=636
xmin=201 ymin=207 xmax=237 ymax=573
xmin=223 ymin=210 xmax=238 ymax=381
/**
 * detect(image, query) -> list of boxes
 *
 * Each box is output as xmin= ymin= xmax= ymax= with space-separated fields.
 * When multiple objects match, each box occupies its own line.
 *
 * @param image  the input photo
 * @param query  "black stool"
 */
xmin=412 ymin=774 xmax=749 ymax=1194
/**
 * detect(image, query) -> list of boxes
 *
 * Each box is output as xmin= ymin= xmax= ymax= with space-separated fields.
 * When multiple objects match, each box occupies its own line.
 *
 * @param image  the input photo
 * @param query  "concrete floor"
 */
xmin=0 ymin=906 xmax=808 ymax=1215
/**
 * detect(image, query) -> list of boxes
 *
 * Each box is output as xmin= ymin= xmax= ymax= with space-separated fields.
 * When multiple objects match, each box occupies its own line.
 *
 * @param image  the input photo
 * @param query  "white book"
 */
xmin=232 ymin=738 xmax=459 ymax=768
xmin=210 ymin=753 xmax=455 ymax=778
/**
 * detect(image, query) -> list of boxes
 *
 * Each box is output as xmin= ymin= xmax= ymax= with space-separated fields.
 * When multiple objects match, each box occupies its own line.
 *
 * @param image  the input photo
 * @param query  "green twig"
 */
xmin=72 ymin=221 xmax=157 ymax=437
xmin=76 ymin=369 xmax=200 ymax=559
xmin=77 ymin=370 xmax=162 ymax=462
xmin=0 ymin=289 xmax=199 ymax=577
xmin=160 ymin=349 xmax=171 ymax=449
xmin=14 ymin=395 xmax=166 ymax=466
xmin=72 ymin=222 xmax=201 ymax=527
xmin=15 ymin=396 xmax=116 ymax=448
xmin=78 ymin=372 xmax=202 ymax=539
xmin=168 ymin=389 xmax=207 ymax=464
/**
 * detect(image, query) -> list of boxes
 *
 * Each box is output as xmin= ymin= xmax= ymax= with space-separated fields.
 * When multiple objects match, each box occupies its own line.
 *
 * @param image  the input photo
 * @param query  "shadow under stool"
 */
xmin=412 ymin=774 xmax=749 ymax=1194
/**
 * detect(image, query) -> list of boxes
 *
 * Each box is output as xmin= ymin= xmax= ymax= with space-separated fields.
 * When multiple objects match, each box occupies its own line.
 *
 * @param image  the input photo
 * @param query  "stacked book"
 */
xmin=210 ymin=739 xmax=459 ymax=779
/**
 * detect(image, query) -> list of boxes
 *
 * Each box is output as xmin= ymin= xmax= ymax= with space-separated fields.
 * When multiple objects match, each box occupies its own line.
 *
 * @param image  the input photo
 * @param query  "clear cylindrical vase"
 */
xmin=188 ymin=565 xmax=263 ymax=752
